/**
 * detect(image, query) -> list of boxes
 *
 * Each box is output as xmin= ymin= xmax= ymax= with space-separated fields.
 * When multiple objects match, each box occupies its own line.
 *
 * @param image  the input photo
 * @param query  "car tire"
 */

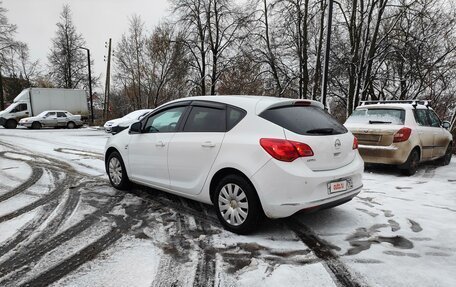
xmin=32 ymin=122 xmax=42 ymax=129
xmin=438 ymin=143 xmax=452 ymax=166
xmin=214 ymin=174 xmax=263 ymax=234
xmin=106 ymin=151 xmax=130 ymax=190
xmin=401 ymin=149 xmax=420 ymax=176
xmin=67 ymin=121 xmax=76 ymax=129
xmin=5 ymin=119 xmax=17 ymax=129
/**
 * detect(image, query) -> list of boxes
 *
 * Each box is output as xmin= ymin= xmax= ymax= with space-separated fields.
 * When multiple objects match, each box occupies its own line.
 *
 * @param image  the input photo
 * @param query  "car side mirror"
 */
xmin=129 ymin=122 xmax=142 ymax=134
xmin=442 ymin=121 xmax=451 ymax=129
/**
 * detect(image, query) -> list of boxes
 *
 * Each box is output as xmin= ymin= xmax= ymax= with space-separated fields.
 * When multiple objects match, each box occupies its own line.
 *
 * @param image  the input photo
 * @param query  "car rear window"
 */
xmin=259 ymin=105 xmax=347 ymax=136
xmin=346 ymin=108 xmax=405 ymax=125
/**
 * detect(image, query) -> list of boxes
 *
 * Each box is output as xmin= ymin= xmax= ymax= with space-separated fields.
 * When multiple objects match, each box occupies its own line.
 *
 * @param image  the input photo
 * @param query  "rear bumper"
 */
xmin=250 ymin=153 xmax=364 ymax=218
xmin=358 ymin=142 xmax=412 ymax=165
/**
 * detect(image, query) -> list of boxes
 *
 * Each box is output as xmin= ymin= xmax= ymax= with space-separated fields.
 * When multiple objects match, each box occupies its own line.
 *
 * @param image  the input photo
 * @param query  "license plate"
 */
xmin=328 ymin=179 xmax=348 ymax=194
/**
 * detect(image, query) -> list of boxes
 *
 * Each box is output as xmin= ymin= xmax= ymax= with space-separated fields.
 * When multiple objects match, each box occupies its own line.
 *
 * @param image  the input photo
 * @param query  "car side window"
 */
xmin=57 ymin=112 xmax=66 ymax=118
xmin=46 ymin=112 xmax=56 ymax=117
xmin=227 ymin=106 xmax=246 ymax=131
xmin=144 ymin=107 xmax=186 ymax=133
xmin=183 ymin=106 xmax=226 ymax=132
xmin=414 ymin=110 xmax=429 ymax=126
xmin=18 ymin=104 xmax=27 ymax=112
xmin=426 ymin=110 xmax=441 ymax=128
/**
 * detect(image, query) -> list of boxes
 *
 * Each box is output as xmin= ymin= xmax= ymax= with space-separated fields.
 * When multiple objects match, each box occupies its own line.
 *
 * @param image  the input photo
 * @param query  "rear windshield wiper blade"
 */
xmin=369 ymin=120 xmax=392 ymax=124
xmin=306 ymin=128 xmax=334 ymax=134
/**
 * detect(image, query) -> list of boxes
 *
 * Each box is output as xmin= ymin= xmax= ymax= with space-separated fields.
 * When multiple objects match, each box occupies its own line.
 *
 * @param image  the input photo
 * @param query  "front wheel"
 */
xmin=401 ymin=149 xmax=420 ymax=176
xmin=214 ymin=175 xmax=263 ymax=234
xmin=67 ymin=121 xmax=76 ymax=129
xmin=106 ymin=151 xmax=130 ymax=190
xmin=5 ymin=119 xmax=17 ymax=129
xmin=32 ymin=122 xmax=42 ymax=129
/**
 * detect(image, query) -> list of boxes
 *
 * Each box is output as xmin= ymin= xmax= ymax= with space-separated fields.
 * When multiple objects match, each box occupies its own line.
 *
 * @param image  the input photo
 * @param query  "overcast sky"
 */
xmin=3 ymin=0 xmax=170 ymax=91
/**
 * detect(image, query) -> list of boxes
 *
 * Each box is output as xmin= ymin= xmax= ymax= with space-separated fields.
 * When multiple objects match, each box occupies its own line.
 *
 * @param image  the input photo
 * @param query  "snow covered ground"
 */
xmin=0 ymin=127 xmax=455 ymax=287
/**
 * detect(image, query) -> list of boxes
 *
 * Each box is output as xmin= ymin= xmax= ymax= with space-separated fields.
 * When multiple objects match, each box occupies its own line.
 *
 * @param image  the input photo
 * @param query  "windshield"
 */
xmin=37 ymin=111 xmax=49 ymax=117
xmin=346 ymin=108 xmax=405 ymax=125
xmin=3 ymin=103 xmax=18 ymax=113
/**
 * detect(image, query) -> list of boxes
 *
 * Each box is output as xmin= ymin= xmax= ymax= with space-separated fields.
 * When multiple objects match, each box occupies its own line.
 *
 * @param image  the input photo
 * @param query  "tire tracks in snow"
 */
xmin=287 ymin=219 xmax=364 ymax=287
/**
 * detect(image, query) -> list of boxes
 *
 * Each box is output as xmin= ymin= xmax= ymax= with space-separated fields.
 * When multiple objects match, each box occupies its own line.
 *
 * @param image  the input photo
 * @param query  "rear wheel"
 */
xmin=214 ymin=175 xmax=263 ymax=234
xmin=106 ymin=151 xmax=130 ymax=190
xmin=5 ymin=119 xmax=17 ymax=129
xmin=438 ymin=143 xmax=452 ymax=166
xmin=32 ymin=122 xmax=42 ymax=129
xmin=401 ymin=149 xmax=420 ymax=176
xmin=67 ymin=121 xmax=76 ymax=129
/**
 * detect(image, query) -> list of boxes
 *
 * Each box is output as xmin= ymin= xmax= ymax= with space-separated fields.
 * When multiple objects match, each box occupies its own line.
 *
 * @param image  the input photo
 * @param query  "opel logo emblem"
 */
xmin=335 ymin=139 xmax=341 ymax=150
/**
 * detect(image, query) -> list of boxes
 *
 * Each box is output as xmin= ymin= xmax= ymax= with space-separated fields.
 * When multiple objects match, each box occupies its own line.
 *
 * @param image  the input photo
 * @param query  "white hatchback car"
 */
xmin=105 ymin=96 xmax=364 ymax=233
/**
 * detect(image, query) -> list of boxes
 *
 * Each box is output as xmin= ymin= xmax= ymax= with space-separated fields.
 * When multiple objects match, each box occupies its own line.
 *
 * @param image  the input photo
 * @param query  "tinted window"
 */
xmin=414 ymin=109 xmax=429 ymax=126
xmin=346 ymin=108 xmax=405 ymax=125
xmin=184 ymin=106 xmax=226 ymax=132
xmin=260 ymin=105 xmax=347 ymax=135
xmin=57 ymin=112 xmax=67 ymax=118
xmin=227 ymin=106 xmax=246 ymax=131
xmin=426 ymin=110 xmax=441 ymax=127
xmin=144 ymin=107 xmax=186 ymax=133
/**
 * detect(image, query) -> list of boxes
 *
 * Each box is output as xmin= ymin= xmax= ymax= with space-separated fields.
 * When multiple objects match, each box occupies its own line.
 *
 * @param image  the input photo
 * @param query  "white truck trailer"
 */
xmin=0 ymin=88 xmax=89 ymax=129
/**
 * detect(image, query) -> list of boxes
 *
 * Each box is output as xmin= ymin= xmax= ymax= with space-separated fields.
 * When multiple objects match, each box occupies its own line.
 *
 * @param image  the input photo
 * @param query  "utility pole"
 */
xmin=104 ymin=38 xmax=112 ymax=121
xmin=78 ymin=47 xmax=94 ymax=124
xmin=321 ymin=0 xmax=334 ymax=109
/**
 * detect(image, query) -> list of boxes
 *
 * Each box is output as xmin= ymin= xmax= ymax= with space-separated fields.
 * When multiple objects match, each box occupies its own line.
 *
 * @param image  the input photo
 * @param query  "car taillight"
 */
xmin=259 ymin=138 xmax=314 ymax=162
xmin=353 ymin=137 xmax=358 ymax=149
xmin=393 ymin=127 xmax=412 ymax=143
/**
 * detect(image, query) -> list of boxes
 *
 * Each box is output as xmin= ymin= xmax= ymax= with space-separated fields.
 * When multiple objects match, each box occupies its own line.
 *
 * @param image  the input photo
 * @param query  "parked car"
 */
xmin=104 ymin=109 xmax=153 ymax=134
xmin=104 ymin=96 xmax=364 ymax=234
xmin=19 ymin=110 xmax=84 ymax=129
xmin=345 ymin=100 xmax=453 ymax=175
xmin=0 ymin=88 xmax=88 ymax=129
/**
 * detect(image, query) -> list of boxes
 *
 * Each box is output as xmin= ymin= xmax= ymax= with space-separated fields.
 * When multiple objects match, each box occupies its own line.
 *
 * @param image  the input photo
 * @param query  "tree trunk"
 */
xmin=0 ymin=69 xmax=4 ymax=110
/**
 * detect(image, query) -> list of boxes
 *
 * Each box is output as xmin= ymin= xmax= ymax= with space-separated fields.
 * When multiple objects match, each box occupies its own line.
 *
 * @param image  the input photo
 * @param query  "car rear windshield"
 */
xmin=346 ymin=108 xmax=405 ymax=125
xmin=259 ymin=105 xmax=347 ymax=136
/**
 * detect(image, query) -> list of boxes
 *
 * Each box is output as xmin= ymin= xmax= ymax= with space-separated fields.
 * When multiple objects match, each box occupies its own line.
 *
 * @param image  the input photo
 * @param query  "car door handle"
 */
xmin=156 ymin=141 xmax=165 ymax=147
xmin=201 ymin=141 xmax=216 ymax=148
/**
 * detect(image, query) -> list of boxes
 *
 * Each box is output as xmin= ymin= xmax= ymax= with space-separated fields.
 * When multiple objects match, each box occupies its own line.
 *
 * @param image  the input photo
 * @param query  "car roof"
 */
xmin=42 ymin=110 xmax=70 ymax=113
xmin=168 ymin=95 xmax=324 ymax=114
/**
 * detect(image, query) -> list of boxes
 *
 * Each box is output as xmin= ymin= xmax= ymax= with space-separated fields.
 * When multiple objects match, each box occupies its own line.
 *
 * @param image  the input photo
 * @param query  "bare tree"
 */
xmin=0 ymin=0 xmax=17 ymax=109
xmin=144 ymin=23 xmax=190 ymax=107
xmin=115 ymin=15 xmax=147 ymax=109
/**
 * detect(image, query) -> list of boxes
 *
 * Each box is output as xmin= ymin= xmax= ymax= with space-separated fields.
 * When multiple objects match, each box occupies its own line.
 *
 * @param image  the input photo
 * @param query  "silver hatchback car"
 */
xmin=19 ymin=110 xmax=84 ymax=129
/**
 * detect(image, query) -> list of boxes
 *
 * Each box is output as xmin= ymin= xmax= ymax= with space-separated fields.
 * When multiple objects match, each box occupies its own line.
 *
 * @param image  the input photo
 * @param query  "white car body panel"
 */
xmin=105 ymin=96 xmax=364 ymax=218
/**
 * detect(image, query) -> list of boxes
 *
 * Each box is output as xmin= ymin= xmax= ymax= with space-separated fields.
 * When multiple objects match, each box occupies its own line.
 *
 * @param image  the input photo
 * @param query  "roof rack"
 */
xmin=360 ymin=100 xmax=431 ymax=108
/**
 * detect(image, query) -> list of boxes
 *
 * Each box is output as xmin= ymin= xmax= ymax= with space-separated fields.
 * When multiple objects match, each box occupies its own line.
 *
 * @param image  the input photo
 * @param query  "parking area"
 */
xmin=0 ymin=127 xmax=455 ymax=287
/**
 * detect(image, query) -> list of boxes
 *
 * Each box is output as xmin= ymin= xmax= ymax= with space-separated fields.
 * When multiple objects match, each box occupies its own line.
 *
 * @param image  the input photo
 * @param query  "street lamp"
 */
xmin=78 ymin=46 xmax=94 ymax=124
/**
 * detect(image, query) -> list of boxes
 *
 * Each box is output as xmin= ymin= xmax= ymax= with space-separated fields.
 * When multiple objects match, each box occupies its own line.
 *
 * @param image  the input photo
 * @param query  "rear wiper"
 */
xmin=369 ymin=120 xmax=391 ymax=124
xmin=306 ymin=128 xmax=334 ymax=135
